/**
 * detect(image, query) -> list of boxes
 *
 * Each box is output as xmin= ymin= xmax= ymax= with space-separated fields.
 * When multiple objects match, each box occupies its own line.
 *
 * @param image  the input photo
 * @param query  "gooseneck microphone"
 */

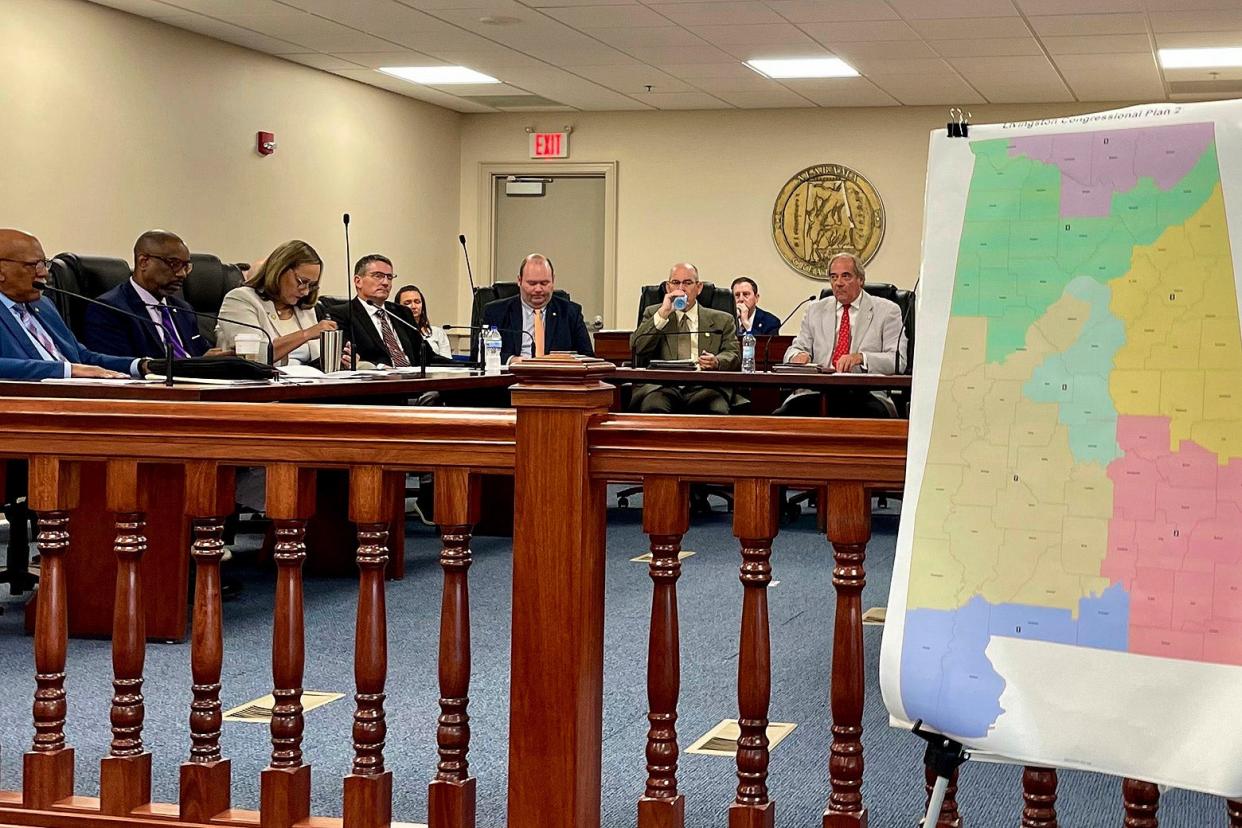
xmin=156 ymin=303 xmax=276 ymax=369
xmin=762 ymin=294 xmax=817 ymax=369
xmin=370 ymin=303 xmax=448 ymax=376
xmin=344 ymin=212 xmax=358 ymax=370
xmin=33 ymin=280 xmax=169 ymax=383
xmin=459 ymin=234 xmax=478 ymax=295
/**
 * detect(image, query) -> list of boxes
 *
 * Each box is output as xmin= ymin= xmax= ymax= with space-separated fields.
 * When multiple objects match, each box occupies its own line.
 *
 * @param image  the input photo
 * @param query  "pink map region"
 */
xmin=1104 ymin=415 xmax=1242 ymax=665
xmin=1008 ymin=123 xmax=1215 ymax=217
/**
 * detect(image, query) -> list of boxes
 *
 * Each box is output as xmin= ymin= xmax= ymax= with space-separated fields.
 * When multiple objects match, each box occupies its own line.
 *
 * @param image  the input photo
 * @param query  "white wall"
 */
xmin=1 ymin=0 xmax=462 ymax=302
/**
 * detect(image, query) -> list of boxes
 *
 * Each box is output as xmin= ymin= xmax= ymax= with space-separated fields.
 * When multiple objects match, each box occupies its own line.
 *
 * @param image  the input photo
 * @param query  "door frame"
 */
xmin=477 ymin=161 xmax=619 ymax=327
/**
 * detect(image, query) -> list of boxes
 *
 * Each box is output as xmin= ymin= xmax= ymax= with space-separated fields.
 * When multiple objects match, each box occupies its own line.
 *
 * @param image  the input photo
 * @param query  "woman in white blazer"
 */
xmin=216 ymin=240 xmax=337 ymax=367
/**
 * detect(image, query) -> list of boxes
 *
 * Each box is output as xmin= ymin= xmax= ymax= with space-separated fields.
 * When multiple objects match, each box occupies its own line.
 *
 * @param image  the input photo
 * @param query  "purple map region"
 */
xmin=900 ymin=586 xmax=1130 ymax=737
xmin=1008 ymin=123 xmax=1215 ymax=217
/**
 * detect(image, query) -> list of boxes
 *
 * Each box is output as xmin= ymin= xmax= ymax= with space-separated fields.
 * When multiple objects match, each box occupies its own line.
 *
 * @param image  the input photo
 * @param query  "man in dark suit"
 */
xmin=480 ymin=253 xmax=594 ymax=363
xmin=82 ymin=230 xmax=209 ymax=359
xmin=0 ymin=229 xmax=144 ymax=380
xmin=731 ymin=276 xmax=781 ymax=336
xmin=630 ymin=262 xmax=740 ymax=414
xmin=327 ymin=254 xmax=447 ymax=367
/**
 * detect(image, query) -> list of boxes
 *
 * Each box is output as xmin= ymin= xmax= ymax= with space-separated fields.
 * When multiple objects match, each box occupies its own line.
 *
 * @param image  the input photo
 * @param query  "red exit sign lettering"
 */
xmin=529 ymin=131 xmax=569 ymax=158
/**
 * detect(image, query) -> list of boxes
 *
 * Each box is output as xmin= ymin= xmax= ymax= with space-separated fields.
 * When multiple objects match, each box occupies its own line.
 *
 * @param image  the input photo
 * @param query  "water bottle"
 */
xmin=483 ymin=325 xmax=503 ymax=374
xmin=672 ymin=294 xmax=688 ymax=311
xmin=741 ymin=332 xmax=756 ymax=373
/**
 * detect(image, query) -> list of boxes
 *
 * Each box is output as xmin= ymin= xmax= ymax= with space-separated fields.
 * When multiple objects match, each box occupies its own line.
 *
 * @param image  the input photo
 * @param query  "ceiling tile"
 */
xmin=908 ymin=16 xmax=1033 ymax=39
xmin=1154 ymin=30 xmax=1242 ymax=47
xmin=586 ymin=25 xmax=708 ymax=46
xmin=1028 ymin=13 xmax=1148 ymax=35
xmin=568 ymin=64 xmax=699 ymax=92
xmin=157 ymin=0 xmax=295 ymax=14
xmin=517 ymin=45 xmax=645 ymax=64
xmin=1041 ymin=34 xmax=1152 ymax=54
xmin=1149 ymin=10 xmax=1242 ymax=32
xmin=330 ymin=67 xmax=500 ymax=110
xmin=929 ymin=37 xmax=1042 ymax=56
xmin=624 ymin=44 xmax=738 ymax=63
xmin=543 ymin=3 xmax=674 ymax=26
xmin=492 ymin=64 xmax=655 ymax=107
xmin=718 ymin=41 xmax=834 ymax=59
xmin=178 ymin=10 xmax=405 ymax=50
xmin=886 ymin=0 xmax=1020 ymax=18
xmin=280 ymin=52 xmax=368 ymax=70
xmin=1054 ymin=53 xmax=1164 ymax=100
xmin=711 ymin=88 xmax=815 ymax=107
xmin=779 ymin=77 xmax=900 ymax=106
xmin=689 ymin=22 xmax=821 ymax=46
xmin=647 ymin=2 xmax=785 ymax=26
xmin=1144 ymin=0 xmax=1242 ymax=8
xmin=522 ymin=0 xmax=636 ymax=6
xmin=88 ymin=0 xmax=192 ymax=13
xmin=827 ymin=40 xmax=938 ymax=59
xmin=867 ymin=73 xmax=986 ymax=105
xmin=764 ymin=0 xmax=899 ymax=24
xmin=687 ymin=73 xmax=787 ymax=91
xmin=850 ymin=57 xmax=956 ymax=75
xmin=643 ymin=90 xmax=733 ymax=107
xmin=1163 ymin=67 xmax=1242 ymax=81
xmin=152 ymin=13 xmax=309 ymax=52
xmin=1015 ymin=0 xmax=1141 ymax=12
xmin=333 ymin=50 xmax=447 ymax=67
xmin=799 ymin=20 xmax=920 ymax=42
xmin=660 ymin=61 xmax=757 ymax=78
xmin=949 ymin=54 xmax=1056 ymax=77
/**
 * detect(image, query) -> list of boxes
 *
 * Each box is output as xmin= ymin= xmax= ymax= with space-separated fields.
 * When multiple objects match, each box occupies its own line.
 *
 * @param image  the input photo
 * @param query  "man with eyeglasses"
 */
xmin=630 ymin=262 xmax=741 ymax=414
xmin=82 ymin=230 xmax=210 ymax=359
xmin=0 ymin=229 xmax=145 ymax=380
xmin=327 ymin=254 xmax=441 ymax=368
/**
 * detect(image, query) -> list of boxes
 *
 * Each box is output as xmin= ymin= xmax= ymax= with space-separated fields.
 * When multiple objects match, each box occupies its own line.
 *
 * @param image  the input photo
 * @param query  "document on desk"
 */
xmin=39 ymin=377 xmax=162 ymax=385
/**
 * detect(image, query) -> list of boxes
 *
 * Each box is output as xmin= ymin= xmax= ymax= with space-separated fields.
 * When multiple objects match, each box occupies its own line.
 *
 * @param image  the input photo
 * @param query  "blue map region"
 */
xmin=1023 ymin=276 xmax=1125 ymax=465
xmin=901 ymin=585 xmax=1131 ymax=737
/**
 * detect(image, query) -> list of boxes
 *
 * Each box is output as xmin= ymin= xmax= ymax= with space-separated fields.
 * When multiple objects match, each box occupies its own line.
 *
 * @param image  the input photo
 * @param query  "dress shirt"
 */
xmin=0 ymin=293 xmax=140 ymax=378
xmin=651 ymin=302 xmax=700 ymax=355
xmin=520 ymin=300 xmax=539 ymax=357
xmin=130 ymin=278 xmax=184 ymax=351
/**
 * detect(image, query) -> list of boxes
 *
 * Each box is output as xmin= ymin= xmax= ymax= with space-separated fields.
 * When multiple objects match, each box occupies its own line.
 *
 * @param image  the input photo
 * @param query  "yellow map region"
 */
xmin=1110 ymin=185 xmax=1242 ymax=461
xmin=912 ymin=300 xmax=1114 ymax=613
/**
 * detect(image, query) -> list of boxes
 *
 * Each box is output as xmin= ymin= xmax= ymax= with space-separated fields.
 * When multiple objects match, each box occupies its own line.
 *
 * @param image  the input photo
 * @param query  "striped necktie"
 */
xmin=158 ymin=304 xmax=188 ymax=358
xmin=15 ymin=303 xmax=65 ymax=361
xmin=377 ymin=309 xmax=411 ymax=367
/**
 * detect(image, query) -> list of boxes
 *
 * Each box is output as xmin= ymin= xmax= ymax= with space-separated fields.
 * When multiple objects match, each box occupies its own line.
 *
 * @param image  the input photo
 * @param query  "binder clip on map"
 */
xmin=947 ymin=107 xmax=971 ymax=138
xmin=912 ymin=720 xmax=969 ymax=827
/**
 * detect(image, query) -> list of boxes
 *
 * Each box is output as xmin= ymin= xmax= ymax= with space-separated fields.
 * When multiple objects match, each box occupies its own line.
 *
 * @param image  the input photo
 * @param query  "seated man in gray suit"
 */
xmin=780 ymin=251 xmax=906 ymax=417
xmin=630 ymin=262 xmax=740 ymax=414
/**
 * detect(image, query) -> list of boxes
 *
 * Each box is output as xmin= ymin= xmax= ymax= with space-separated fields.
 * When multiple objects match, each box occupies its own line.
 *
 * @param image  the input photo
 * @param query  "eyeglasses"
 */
xmin=143 ymin=254 xmax=193 ymax=275
xmin=668 ymin=279 xmax=698 ymax=289
xmin=0 ymin=257 xmax=52 ymax=272
xmin=365 ymin=271 xmax=397 ymax=282
xmin=292 ymin=273 xmax=320 ymax=292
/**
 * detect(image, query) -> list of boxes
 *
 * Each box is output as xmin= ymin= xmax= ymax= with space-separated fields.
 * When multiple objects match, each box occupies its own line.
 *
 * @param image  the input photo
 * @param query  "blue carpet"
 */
xmin=0 ymin=497 xmax=1228 ymax=827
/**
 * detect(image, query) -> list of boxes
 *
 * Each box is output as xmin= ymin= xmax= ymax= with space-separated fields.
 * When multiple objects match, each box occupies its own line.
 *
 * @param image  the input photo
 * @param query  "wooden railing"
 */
xmin=0 ymin=356 xmax=1238 ymax=828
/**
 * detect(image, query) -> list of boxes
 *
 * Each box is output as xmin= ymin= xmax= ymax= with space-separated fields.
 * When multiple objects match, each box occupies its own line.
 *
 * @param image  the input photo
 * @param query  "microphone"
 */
xmin=459 ymin=234 xmax=478 ymax=296
xmin=34 ymin=280 xmax=167 ymax=383
xmin=156 ymin=302 xmax=276 ymax=369
xmin=762 ymin=294 xmax=817 ymax=370
xmin=344 ymin=213 xmax=357 ymax=370
xmin=369 ymin=303 xmax=447 ymax=375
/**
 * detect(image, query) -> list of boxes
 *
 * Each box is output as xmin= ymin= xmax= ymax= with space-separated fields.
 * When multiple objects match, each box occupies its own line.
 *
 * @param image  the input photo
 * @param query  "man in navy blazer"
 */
xmin=480 ymin=253 xmax=594 ymax=363
xmin=731 ymin=276 xmax=782 ymax=336
xmin=0 ymin=229 xmax=142 ymax=381
xmin=82 ymin=230 xmax=209 ymax=359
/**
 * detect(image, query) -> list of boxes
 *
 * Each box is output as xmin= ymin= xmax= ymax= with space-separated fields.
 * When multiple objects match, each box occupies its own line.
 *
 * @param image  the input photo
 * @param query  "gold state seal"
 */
xmin=771 ymin=164 xmax=885 ymax=279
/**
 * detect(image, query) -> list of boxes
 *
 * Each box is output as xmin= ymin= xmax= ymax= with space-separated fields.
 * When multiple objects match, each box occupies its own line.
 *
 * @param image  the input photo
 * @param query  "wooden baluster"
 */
xmin=1227 ymin=798 xmax=1242 ymax=827
xmin=924 ymin=766 xmax=962 ymax=827
xmin=638 ymin=476 xmax=689 ymax=828
xmin=823 ymin=483 xmax=870 ymax=828
xmin=180 ymin=462 xmax=236 ymax=822
xmin=344 ymin=467 xmax=401 ymax=828
xmin=260 ymin=464 xmax=315 ymax=828
xmin=429 ymin=468 xmax=481 ymax=828
xmin=23 ymin=457 xmax=78 ymax=810
xmin=730 ymin=478 xmax=778 ymax=828
xmin=506 ymin=357 xmax=613 ymax=828
xmin=1021 ymin=767 xmax=1058 ymax=828
xmin=1122 ymin=778 xmax=1159 ymax=828
xmin=100 ymin=460 xmax=152 ymax=815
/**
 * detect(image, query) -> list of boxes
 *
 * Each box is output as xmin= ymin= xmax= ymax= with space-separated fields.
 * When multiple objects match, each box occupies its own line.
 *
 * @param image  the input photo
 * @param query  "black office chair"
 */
xmin=182 ymin=254 xmax=244 ymax=346
xmin=468 ymin=282 xmax=571 ymax=362
xmin=634 ymin=281 xmax=735 ymax=326
xmin=49 ymin=253 xmax=132 ymax=338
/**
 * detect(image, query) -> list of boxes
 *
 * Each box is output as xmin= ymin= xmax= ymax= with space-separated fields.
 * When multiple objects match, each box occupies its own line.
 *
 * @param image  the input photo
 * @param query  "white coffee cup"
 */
xmin=235 ymin=332 xmax=262 ymax=361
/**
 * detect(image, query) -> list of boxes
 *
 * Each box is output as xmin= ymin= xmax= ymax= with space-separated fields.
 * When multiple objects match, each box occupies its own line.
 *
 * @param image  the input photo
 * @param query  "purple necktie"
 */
xmin=158 ymin=304 xmax=188 ymax=358
xmin=15 ymin=303 xmax=65 ymax=361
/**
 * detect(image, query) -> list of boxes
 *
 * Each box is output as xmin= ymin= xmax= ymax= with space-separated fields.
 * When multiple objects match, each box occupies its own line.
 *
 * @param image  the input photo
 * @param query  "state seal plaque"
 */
xmin=771 ymin=164 xmax=885 ymax=280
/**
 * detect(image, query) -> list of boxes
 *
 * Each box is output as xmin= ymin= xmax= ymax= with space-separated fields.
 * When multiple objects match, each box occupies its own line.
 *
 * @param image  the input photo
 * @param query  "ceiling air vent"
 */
xmin=461 ymin=94 xmax=571 ymax=110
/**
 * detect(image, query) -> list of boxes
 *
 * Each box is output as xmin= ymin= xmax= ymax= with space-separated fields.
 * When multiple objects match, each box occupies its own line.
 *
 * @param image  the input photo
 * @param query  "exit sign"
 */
xmin=529 ymin=131 xmax=569 ymax=158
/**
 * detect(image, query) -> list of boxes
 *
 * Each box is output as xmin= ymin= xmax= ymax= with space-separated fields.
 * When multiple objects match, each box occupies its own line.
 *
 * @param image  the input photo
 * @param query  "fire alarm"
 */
xmin=257 ymin=131 xmax=276 ymax=156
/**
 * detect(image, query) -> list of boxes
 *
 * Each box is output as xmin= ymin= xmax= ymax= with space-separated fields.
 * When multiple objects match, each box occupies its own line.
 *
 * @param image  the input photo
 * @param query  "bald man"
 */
xmin=0 ymin=229 xmax=144 ymax=380
xmin=82 ymin=230 xmax=209 ymax=359
xmin=480 ymin=253 xmax=594 ymax=363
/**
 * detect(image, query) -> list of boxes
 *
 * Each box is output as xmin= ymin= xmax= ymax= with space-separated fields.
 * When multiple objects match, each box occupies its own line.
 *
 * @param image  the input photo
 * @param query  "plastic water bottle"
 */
xmin=672 ymin=294 xmax=688 ymax=311
xmin=741 ymin=332 xmax=756 ymax=373
xmin=483 ymin=325 xmax=503 ymax=374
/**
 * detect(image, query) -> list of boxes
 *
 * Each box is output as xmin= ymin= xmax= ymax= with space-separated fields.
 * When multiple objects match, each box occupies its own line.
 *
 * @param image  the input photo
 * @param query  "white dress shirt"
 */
xmin=651 ymin=302 xmax=700 ymax=355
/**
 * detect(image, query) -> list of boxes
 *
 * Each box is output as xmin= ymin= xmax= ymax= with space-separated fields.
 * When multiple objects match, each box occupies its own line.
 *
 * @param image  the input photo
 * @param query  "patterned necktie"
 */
xmin=15 ymin=303 xmax=65 ymax=361
xmin=158 ymin=304 xmax=188 ymax=358
xmin=377 ymin=309 xmax=411 ymax=367
xmin=533 ymin=308 xmax=545 ymax=357
xmin=675 ymin=313 xmax=691 ymax=360
xmin=831 ymin=303 xmax=852 ymax=367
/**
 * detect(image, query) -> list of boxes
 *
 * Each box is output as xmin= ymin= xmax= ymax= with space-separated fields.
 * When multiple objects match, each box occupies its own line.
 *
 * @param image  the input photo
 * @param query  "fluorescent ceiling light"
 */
xmin=746 ymin=58 xmax=859 ymax=79
xmin=1159 ymin=48 xmax=1242 ymax=69
xmin=379 ymin=66 xmax=500 ymax=84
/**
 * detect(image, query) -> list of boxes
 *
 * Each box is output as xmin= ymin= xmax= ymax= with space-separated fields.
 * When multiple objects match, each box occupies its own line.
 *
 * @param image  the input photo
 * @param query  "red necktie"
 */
xmin=831 ymin=303 xmax=851 ymax=366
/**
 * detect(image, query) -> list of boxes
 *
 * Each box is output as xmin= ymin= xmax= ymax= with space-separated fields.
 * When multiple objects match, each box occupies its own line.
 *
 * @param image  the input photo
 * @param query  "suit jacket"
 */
xmin=629 ymin=303 xmax=741 ymax=408
xmin=783 ymin=289 xmax=906 ymax=374
xmin=81 ymin=280 xmax=208 ymax=359
xmin=480 ymin=294 xmax=594 ymax=363
xmin=0 ymin=296 xmax=135 ymax=380
xmin=741 ymin=306 xmax=782 ymax=336
xmin=327 ymin=297 xmax=448 ymax=367
xmin=216 ymin=286 xmax=321 ymax=366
